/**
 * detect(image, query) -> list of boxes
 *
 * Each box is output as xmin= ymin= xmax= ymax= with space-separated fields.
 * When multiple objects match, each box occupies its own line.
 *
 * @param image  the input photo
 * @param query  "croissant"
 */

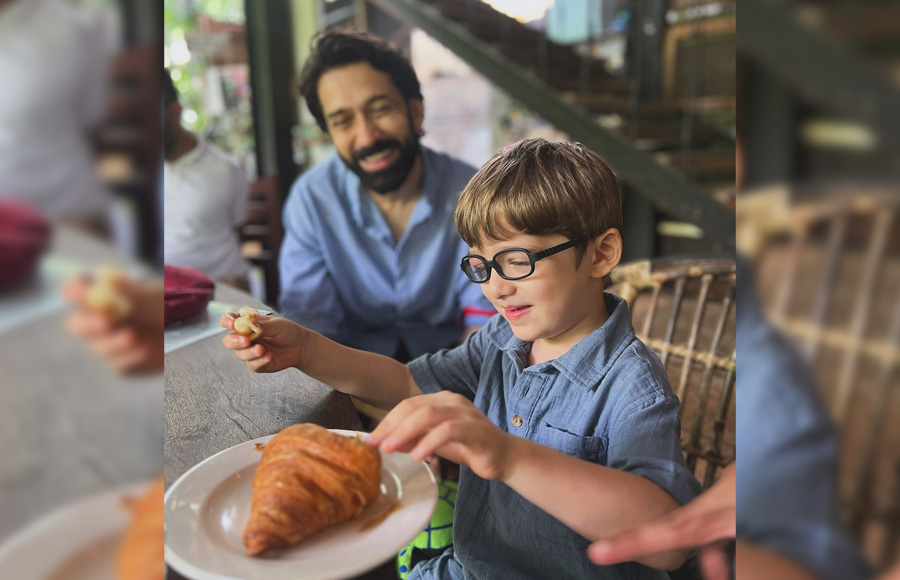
xmin=244 ymin=424 xmax=382 ymax=556
xmin=115 ymin=476 xmax=165 ymax=580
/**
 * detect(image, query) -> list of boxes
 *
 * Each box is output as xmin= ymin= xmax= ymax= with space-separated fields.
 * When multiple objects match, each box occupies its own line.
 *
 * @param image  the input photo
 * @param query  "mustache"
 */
xmin=351 ymin=139 xmax=403 ymax=164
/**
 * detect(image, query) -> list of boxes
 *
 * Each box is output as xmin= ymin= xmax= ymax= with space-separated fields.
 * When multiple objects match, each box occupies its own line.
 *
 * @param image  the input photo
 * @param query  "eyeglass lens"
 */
xmin=463 ymin=250 xmax=532 ymax=282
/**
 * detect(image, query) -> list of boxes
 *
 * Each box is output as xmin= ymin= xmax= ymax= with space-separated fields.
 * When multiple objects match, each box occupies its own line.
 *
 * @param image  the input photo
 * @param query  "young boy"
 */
xmin=223 ymin=139 xmax=701 ymax=579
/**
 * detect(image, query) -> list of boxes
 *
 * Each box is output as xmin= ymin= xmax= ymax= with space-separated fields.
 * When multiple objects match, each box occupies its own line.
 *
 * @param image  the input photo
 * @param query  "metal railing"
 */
xmin=368 ymin=0 xmax=736 ymax=245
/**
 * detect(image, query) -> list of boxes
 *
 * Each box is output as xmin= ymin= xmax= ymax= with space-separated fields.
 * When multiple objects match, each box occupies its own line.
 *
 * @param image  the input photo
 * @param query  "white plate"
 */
xmin=165 ymin=429 xmax=438 ymax=580
xmin=0 ymin=482 xmax=152 ymax=580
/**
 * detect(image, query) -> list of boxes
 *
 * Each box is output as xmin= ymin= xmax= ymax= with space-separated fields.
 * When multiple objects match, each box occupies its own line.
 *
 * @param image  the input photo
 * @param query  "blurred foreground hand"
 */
xmin=588 ymin=462 xmax=736 ymax=580
xmin=883 ymin=562 xmax=900 ymax=580
xmin=64 ymin=273 xmax=164 ymax=374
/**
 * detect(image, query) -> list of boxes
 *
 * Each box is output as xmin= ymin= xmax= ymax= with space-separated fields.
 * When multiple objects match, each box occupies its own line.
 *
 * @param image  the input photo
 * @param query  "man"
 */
xmin=163 ymin=69 xmax=252 ymax=289
xmin=280 ymin=29 xmax=493 ymax=360
xmin=0 ymin=0 xmax=110 ymax=226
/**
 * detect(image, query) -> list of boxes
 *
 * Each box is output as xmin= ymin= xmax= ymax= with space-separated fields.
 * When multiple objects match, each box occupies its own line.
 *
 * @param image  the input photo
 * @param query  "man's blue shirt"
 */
xmin=408 ymin=293 xmax=702 ymax=580
xmin=278 ymin=147 xmax=494 ymax=358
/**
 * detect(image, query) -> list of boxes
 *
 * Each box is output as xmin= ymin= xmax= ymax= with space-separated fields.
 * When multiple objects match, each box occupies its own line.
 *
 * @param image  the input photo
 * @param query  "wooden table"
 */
xmin=0 ymin=228 xmax=163 ymax=543
xmin=163 ymin=283 xmax=400 ymax=580
xmin=163 ymin=283 xmax=363 ymax=487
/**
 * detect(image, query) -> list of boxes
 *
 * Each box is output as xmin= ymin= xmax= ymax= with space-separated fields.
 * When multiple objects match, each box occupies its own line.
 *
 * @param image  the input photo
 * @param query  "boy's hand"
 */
xmin=221 ymin=313 xmax=305 ymax=373
xmin=64 ymin=275 xmax=164 ymax=375
xmin=367 ymin=391 xmax=514 ymax=481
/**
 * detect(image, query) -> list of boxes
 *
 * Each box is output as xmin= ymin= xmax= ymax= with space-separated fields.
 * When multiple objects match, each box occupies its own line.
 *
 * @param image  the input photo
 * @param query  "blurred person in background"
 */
xmin=280 ymin=29 xmax=493 ymax=361
xmin=0 ymin=0 xmax=111 ymax=233
xmin=163 ymin=69 xmax=252 ymax=291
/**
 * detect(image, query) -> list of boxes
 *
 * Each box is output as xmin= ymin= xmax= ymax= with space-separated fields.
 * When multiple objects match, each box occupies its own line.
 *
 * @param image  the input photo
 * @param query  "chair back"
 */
xmin=744 ymin=185 xmax=900 ymax=568
xmin=608 ymin=256 xmax=736 ymax=490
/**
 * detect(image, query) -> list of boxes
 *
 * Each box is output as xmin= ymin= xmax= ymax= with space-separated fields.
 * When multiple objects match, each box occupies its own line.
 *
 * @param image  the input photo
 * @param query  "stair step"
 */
xmin=621 ymin=122 xmax=723 ymax=150
xmin=426 ymin=0 xmax=618 ymax=81
xmin=550 ymin=75 xmax=632 ymax=95
xmin=654 ymin=150 xmax=736 ymax=176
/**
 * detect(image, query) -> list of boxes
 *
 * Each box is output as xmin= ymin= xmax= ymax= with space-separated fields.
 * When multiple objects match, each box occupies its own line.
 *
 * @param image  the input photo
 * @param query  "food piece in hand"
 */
xmin=115 ymin=476 xmax=164 ymax=580
xmin=244 ymin=424 xmax=382 ymax=556
xmin=85 ymin=268 xmax=131 ymax=322
xmin=233 ymin=306 xmax=262 ymax=341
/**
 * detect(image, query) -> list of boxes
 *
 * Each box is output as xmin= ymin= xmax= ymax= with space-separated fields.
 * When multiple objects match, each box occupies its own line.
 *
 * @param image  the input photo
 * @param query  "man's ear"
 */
xmin=589 ymin=228 xmax=623 ymax=278
xmin=408 ymin=98 xmax=424 ymax=134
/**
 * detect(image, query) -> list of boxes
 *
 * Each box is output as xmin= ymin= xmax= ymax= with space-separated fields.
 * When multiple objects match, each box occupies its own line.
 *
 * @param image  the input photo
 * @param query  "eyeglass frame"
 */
xmin=460 ymin=237 xmax=587 ymax=283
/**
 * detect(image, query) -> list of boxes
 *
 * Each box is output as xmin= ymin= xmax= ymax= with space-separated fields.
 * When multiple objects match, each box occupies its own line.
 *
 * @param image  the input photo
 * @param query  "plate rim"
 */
xmin=164 ymin=428 xmax=438 ymax=580
xmin=0 ymin=480 xmax=154 ymax=577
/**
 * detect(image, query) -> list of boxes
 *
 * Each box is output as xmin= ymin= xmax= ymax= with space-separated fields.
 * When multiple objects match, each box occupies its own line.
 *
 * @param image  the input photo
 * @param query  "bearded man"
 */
xmin=280 ymin=29 xmax=492 ymax=361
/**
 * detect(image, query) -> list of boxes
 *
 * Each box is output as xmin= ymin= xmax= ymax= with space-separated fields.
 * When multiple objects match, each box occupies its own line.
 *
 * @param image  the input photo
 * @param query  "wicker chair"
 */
xmin=607 ymin=256 xmax=737 ymax=490
xmin=740 ymin=184 xmax=900 ymax=570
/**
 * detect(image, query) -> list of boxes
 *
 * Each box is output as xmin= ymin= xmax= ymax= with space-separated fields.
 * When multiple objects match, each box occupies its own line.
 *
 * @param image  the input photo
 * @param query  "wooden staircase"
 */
xmin=420 ymin=0 xmax=736 ymax=184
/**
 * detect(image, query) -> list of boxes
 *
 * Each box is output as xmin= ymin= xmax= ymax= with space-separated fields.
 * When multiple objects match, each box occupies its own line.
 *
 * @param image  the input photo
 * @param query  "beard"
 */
xmin=342 ymin=132 xmax=420 ymax=195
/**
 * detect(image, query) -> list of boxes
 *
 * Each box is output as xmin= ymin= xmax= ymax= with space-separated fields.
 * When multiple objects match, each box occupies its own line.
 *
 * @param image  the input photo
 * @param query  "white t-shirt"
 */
xmin=0 ymin=0 xmax=111 ymax=219
xmin=163 ymin=137 xmax=251 ymax=280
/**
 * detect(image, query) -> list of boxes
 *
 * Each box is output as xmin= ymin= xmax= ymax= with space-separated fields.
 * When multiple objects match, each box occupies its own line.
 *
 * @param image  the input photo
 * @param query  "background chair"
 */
xmin=740 ymin=184 xmax=900 ymax=569
xmin=607 ymin=256 xmax=736 ymax=490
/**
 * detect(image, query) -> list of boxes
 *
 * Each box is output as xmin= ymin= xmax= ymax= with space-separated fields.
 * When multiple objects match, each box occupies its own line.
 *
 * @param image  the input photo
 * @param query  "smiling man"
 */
xmin=280 ymin=29 xmax=493 ymax=361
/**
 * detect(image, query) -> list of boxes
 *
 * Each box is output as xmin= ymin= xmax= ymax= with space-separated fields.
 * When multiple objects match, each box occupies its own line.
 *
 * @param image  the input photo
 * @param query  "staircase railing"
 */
xmin=368 ymin=0 xmax=736 ymax=246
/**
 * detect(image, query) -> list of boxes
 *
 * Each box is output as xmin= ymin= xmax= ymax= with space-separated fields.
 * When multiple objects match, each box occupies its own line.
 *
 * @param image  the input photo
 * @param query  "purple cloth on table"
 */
xmin=164 ymin=265 xmax=214 ymax=327
xmin=0 ymin=198 xmax=52 ymax=291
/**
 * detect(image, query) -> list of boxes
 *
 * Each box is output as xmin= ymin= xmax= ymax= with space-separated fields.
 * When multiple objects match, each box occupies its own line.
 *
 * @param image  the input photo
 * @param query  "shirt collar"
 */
xmin=495 ymin=293 xmax=636 ymax=389
xmin=341 ymin=145 xmax=437 ymax=232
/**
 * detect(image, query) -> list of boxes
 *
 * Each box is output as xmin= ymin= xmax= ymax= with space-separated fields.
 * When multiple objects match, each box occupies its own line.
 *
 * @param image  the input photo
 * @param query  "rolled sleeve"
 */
xmin=408 ymin=329 xmax=486 ymax=400
xmin=608 ymin=393 xmax=702 ymax=506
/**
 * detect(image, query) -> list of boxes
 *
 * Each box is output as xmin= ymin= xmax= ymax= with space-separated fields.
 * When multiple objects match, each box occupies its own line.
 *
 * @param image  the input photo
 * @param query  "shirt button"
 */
xmin=511 ymin=415 xmax=523 ymax=427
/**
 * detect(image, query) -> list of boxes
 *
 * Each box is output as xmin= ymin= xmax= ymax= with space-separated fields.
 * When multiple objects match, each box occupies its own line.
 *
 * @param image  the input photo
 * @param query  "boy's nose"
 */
xmin=482 ymin=272 xmax=515 ymax=300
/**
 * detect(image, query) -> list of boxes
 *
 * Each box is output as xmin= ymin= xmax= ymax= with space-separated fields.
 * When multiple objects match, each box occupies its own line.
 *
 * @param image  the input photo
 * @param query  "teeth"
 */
xmin=363 ymin=150 xmax=393 ymax=163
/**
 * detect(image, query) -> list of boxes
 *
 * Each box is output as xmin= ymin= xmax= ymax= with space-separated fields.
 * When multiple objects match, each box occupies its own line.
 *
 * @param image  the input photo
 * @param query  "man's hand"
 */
xmin=64 ymin=275 xmax=163 ymax=374
xmin=588 ymin=462 xmax=736 ymax=580
xmin=367 ymin=391 xmax=514 ymax=481
xmin=221 ymin=313 xmax=306 ymax=373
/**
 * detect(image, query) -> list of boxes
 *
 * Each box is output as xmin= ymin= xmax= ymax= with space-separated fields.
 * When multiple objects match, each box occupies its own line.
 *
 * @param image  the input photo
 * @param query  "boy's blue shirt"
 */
xmin=408 ymin=292 xmax=702 ymax=580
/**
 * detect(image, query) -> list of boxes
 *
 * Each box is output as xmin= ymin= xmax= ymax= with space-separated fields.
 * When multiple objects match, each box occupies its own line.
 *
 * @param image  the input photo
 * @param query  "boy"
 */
xmin=223 ymin=139 xmax=701 ymax=579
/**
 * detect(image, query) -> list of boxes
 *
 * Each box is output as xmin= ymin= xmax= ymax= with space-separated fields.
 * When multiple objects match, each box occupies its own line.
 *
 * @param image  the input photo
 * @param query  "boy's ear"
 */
xmin=588 ymin=228 xmax=623 ymax=278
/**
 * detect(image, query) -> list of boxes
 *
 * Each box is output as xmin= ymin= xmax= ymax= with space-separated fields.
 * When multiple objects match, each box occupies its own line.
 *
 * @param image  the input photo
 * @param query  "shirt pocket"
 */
xmin=532 ymin=423 xmax=608 ymax=463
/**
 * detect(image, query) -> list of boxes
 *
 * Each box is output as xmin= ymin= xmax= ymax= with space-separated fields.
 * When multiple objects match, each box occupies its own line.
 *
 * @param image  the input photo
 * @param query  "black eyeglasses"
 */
xmin=460 ymin=238 xmax=585 ymax=283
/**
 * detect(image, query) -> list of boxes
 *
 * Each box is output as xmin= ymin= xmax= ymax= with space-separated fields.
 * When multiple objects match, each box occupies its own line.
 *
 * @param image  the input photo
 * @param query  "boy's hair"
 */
xmin=455 ymin=139 xmax=623 ymax=261
xmin=298 ymin=29 xmax=423 ymax=132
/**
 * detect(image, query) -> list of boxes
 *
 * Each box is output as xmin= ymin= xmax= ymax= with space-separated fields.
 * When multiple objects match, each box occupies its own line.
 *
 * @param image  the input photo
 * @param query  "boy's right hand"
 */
xmin=220 ymin=313 xmax=305 ymax=373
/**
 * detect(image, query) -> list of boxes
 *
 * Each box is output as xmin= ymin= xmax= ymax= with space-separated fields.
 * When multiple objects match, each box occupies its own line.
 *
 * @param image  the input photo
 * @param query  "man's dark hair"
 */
xmin=298 ymin=29 xmax=422 ymax=132
xmin=164 ymin=69 xmax=178 ymax=105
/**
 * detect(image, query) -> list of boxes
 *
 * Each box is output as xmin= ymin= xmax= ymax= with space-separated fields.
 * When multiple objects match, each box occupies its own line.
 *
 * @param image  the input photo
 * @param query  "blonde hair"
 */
xmin=455 ymin=139 xmax=623 ymax=260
